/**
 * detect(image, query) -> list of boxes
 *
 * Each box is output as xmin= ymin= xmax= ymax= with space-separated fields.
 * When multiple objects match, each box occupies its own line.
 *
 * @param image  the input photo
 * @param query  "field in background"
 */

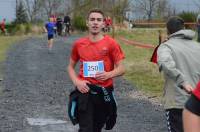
xmin=115 ymin=28 xmax=166 ymax=97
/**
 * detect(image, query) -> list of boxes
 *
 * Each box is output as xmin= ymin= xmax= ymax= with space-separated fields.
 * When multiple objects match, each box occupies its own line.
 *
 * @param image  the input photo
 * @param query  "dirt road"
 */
xmin=0 ymin=35 xmax=167 ymax=132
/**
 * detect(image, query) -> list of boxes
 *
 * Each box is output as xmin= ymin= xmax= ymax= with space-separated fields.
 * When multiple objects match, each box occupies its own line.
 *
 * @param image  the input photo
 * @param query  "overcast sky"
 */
xmin=0 ymin=0 xmax=199 ymax=22
xmin=170 ymin=0 xmax=199 ymax=12
xmin=0 ymin=0 xmax=16 ymax=22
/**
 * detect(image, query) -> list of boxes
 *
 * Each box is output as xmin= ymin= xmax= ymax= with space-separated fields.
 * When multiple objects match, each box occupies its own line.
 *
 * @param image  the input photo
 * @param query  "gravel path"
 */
xmin=0 ymin=35 xmax=167 ymax=132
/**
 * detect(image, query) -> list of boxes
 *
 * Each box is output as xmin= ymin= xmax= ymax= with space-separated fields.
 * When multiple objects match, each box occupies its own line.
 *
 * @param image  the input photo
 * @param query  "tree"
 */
xmin=23 ymin=0 xmax=42 ymax=22
xmin=39 ymin=0 xmax=63 ymax=18
xmin=133 ymin=0 xmax=159 ymax=21
xmin=15 ymin=0 xmax=28 ymax=24
xmin=113 ymin=0 xmax=130 ymax=23
xmin=156 ymin=0 xmax=171 ymax=19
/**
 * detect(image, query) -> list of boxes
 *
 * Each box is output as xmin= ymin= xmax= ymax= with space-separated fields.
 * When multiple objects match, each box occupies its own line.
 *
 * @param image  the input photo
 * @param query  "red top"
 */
xmin=193 ymin=81 xmax=200 ymax=100
xmin=150 ymin=44 xmax=159 ymax=64
xmin=71 ymin=35 xmax=125 ymax=88
xmin=104 ymin=18 xmax=112 ymax=26
xmin=0 ymin=20 xmax=5 ymax=30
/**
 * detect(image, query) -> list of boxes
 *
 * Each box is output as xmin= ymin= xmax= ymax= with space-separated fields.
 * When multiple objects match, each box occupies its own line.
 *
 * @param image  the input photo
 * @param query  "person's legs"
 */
xmin=65 ymin=24 xmax=70 ymax=36
xmin=48 ymin=39 xmax=53 ymax=50
xmin=47 ymin=34 xmax=54 ymax=52
xmin=165 ymin=109 xmax=183 ymax=132
xmin=0 ymin=27 xmax=5 ymax=35
xmin=78 ymin=97 xmax=94 ymax=132
xmin=92 ymin=95 xmax=108 ymax=132
xmin=183 ymin=109 xmax=200 ymax=132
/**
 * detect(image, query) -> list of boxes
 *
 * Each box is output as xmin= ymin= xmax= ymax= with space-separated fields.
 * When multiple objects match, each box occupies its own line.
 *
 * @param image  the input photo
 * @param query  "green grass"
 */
xmin=115 ymin=28 xmax=165 ymax=96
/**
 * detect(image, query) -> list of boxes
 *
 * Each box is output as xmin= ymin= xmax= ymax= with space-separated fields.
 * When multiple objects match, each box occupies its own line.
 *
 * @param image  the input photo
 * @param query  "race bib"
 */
xmin=83 ymin=61 xmax=104 ymax=77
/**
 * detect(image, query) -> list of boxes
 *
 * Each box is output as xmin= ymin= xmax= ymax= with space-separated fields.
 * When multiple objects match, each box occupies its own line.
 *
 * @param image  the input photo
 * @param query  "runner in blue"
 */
xmin=44 ymin=17 xmax=56 ymax=53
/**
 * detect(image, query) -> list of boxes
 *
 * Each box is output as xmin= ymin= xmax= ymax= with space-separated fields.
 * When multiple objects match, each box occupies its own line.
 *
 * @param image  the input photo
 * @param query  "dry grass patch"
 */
xmin=116 ymin=28 xmax=165 ymax=96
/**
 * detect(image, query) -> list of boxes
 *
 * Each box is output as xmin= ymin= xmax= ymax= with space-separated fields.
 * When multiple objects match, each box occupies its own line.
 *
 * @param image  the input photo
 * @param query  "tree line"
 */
xmin=15 ymin=0 xmax=200 ymax=24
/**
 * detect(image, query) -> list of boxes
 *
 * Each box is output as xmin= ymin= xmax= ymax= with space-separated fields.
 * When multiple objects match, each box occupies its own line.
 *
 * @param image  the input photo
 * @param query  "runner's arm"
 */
xmin=67 ymin=58 xmax=90 ymax=93
xmin=43 ymin=26 xmax=47 ymax=33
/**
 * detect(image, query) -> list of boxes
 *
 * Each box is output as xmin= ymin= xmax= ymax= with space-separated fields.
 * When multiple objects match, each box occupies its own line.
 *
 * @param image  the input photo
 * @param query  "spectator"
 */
xmin=157 ymin=16 xmax=200 ymax=132
xmin=104 ymin=16 xmax=112 ymax=32
xmin=0 ymin=18 xmax=6 ymax=35
xmin=56 ymin=17 xmax=63 ymax=36
xmin=63 ymin=15 xmax=71 ymax=36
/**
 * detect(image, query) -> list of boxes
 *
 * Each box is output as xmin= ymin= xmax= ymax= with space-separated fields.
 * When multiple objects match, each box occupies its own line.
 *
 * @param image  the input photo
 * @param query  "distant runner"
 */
xmin=0 ymin=18 xmax=6 ymax=35
xmin=63 ymin=15 xmax=71 ymax=36
xmin=44 ymin=17 xmax=56 ymax=53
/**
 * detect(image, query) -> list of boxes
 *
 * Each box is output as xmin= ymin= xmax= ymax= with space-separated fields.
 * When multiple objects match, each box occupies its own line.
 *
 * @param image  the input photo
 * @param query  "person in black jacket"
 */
xmin=56 ymin=17 xmax=63 ymax=36
xmin=64 ymin=15 xmax=71 ymax=36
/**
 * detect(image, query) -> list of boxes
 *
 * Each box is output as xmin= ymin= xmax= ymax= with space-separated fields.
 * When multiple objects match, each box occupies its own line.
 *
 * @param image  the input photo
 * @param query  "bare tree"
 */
xmin=62 ymin=0 xmax=72 ymax=15
xmin=113 ymin=0 xmax=130 ymax=23
xmin=15 ymin=0 xmax=28 ymax=24
xmin=23 ymin=0 xmax=42 ymax=22
xmin=156 ymin=0 xmax=171 ymax=19
xmin=133 ymin=0 xmax=159 ymax=21
xmin=39 ymin=0 xmax=63 ymax=18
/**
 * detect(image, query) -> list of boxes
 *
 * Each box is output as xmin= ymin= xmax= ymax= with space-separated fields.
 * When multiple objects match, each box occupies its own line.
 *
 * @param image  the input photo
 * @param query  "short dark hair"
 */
xmin=166 ymin=16 xmax=184 ymax=35
xmin=87 ymin=8 xmax=105 ymax=19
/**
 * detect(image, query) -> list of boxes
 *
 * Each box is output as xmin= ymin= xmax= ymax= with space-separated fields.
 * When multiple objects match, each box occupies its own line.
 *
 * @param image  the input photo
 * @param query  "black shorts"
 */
xmin=48 ymin=34 xmax=54 ymax=40
xmin=185 ymin=94 xmax=200 ymax=116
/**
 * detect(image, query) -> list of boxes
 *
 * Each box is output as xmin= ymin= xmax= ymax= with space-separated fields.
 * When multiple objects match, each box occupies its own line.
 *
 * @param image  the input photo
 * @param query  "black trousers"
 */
xmin=165 ymin=109 xmax=183 ymax=132
xmin=78 ymin=94 xmax=109 ymax=132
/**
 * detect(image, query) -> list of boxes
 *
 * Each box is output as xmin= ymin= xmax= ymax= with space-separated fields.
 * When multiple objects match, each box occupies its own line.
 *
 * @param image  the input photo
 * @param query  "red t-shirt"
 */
xmin=71 ymin=35 xmax=125 ymax=88
xmin=193 ymin=81 xmax=200 ymax=100
xmin=0 ymin=21 xmax=5 ymax=32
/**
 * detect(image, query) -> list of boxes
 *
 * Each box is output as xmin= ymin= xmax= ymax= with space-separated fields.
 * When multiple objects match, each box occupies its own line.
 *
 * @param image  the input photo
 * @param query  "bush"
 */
xmin=5 ymin=23 xmax=16 ymax=35
xmin=179 ymin=11 xmax=197 ymax=22
xmin=73 ymin=15 xmax=87 ymax=31
xmin=25 ymin=23 xmax=32 ymax=34
xmin=15 ymin=24 xmax=26 ymax=35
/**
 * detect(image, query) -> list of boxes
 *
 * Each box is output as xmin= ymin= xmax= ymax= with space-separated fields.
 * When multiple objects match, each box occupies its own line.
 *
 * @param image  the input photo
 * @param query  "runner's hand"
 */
xmin=75 ymin=80 xmax=90 ymax=93
xmin=95 ymin=72 xmax=112 ymax=81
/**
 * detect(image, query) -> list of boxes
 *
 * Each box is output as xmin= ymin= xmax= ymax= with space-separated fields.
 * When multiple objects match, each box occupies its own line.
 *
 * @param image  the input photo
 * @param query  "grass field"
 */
xmin=115 ymin=28 xmax=166 ymax=97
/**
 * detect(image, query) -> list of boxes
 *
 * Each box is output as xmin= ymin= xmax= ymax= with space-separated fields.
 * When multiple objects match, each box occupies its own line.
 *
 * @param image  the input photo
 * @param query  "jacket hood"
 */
xmin=168 ymin=29 xmax=195 ymax=40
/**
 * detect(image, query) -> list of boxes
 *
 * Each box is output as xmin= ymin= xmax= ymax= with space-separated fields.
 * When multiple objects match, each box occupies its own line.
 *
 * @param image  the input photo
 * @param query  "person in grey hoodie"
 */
xmin=157 ymin=16 xmax=200 ymax=132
